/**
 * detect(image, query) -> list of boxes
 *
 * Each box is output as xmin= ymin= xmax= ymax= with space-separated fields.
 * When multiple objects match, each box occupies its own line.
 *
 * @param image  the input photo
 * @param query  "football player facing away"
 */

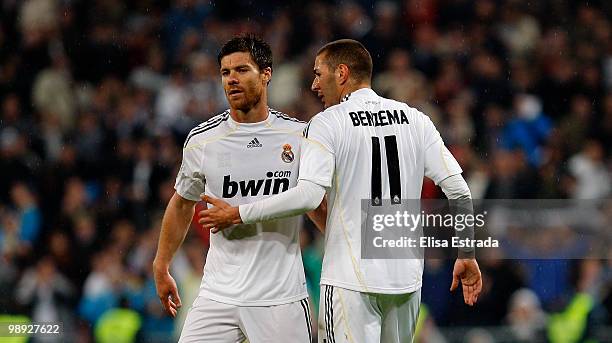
xmin=153 ymin=35 xmax=325 ymax=343
xmin=200 ymin=39 xmax=482 ymax=343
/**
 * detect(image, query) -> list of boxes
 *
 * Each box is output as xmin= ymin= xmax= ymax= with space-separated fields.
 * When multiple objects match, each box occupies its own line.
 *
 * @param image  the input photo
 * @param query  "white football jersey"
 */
xmin=299 ymin=88 xmax=462 ymax=294
xmin=175 ymin=109 xmax=308 ymax=306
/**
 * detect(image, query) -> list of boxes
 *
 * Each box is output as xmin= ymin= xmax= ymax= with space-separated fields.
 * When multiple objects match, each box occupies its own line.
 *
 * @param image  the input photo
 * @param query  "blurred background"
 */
xmin=0 ymin=0 xmax=611 ymax=342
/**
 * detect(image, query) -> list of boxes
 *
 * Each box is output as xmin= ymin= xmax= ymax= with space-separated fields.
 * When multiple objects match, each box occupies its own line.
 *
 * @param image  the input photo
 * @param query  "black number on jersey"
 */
xmin=370 ymin=135 xmax=401 ymax=206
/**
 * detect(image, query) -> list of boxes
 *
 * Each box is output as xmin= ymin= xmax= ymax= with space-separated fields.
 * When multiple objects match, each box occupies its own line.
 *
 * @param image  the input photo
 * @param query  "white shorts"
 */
xmin=179 ymin=296 xmax=312 ymax=343
xmin=318 ymin=285 xmax=421 ymax=343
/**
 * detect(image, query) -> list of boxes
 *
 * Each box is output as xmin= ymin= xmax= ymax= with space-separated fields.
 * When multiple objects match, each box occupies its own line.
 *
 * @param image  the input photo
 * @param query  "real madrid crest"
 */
xmin=281 ymin=144 xmax=294 ymax=163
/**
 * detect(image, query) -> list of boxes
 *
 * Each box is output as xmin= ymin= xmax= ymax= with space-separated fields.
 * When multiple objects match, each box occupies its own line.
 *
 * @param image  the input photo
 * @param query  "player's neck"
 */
xmin=230 ymin=100 xmax=269 ymax=123
xmin=339 ymin=83 xmax=371 ymax=102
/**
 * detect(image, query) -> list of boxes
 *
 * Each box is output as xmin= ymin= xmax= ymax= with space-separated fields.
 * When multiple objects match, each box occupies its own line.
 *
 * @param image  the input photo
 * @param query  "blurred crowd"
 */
xmin=1 ymin=0 xmax=612 ymax=342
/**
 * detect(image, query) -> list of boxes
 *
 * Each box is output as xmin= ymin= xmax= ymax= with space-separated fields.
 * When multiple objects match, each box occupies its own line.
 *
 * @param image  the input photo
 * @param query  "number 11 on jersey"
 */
xmin=371 ymin=135 xmax=402 ymax=206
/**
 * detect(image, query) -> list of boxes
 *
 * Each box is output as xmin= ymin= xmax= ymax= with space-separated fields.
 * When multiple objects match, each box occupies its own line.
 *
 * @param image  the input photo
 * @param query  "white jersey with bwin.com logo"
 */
xmin=175 ymin=108 xmax=308 ymax=306
xmin=299 ymin=88 xmax=463 ymax=294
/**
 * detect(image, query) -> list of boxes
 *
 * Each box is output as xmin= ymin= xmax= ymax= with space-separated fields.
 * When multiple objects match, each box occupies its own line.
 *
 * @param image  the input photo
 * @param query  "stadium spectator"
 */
xmin=506 ymin=288 xmax=547 ymax=341
xmin=16 ymin=256 xmax=76 ymax=341
xmin=568 ymin=139 xmax=611 ymax=199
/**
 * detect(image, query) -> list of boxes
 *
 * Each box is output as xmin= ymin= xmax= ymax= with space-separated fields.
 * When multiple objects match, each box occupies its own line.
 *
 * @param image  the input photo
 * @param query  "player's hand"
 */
xmin=153 ymin=264 xmax=182 ymax=317
xmin=450 ymin=258 xmax=482 ymax=306
xmin=199 ymin=195 xmax=242 ymax=233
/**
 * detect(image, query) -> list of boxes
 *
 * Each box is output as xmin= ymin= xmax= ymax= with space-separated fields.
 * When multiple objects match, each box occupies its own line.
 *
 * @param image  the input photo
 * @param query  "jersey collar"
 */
xmin=340 ymin=88 xmax=377 ymax=103
xmin=227 ymin=108 xmax=275 ymax=130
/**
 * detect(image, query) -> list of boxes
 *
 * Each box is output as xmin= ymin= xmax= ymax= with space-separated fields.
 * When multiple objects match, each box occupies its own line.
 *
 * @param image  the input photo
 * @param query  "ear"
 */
xmin=262 ymin=67 xmax=272 ymax=84
xmin=336 ymin=64 xmax=350 ymax=85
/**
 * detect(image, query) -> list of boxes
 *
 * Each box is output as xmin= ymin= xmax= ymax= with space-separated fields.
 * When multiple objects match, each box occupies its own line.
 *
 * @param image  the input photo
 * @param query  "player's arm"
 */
xmin=421 ymin=112 xmax=482 ymax=306
xmin=439 ymin=174 xmax=475 ymax=259
xmin=439 ymin=175 xmax=482 ymax=306
xmin=201 ymin=180 xmax=325 ymax=232
xmin=154 ymin=137 xmax=204 ymax=317
xmin=306 ymin=195 xmax=327 ymax=233
xmin=153 ymin=192 xmax=196 ymax=317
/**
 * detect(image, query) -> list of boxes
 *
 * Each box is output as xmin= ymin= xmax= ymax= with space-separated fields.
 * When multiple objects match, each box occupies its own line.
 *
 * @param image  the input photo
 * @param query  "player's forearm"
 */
xmin=439 ymin=174 xmax=475 ymax=259
xmin=306 ymin=195 xmax=327 ymax=233
xmin=240 ymin=180 xmax=326 ymax=224
xmin=154 ymin=192 xmax=196 ymax=271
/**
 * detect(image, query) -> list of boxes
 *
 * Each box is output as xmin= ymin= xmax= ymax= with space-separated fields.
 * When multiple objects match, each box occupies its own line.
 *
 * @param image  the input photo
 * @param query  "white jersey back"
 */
xmin=175 ymin=109 xmax=308 ymax=306
xmin=299 ymin=88 xmax=462 ymax=294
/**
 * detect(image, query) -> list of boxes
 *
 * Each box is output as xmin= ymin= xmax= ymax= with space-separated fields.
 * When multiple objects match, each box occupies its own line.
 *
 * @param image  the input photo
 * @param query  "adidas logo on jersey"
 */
xmin=247 ymin=137 xmax=262 ymax=148
xmin=222 ymin=171 xmax=291 ymax=198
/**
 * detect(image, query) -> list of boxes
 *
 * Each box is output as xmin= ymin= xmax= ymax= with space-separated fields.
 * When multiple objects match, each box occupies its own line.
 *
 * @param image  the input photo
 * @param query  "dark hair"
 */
xmin=317 ymin=39 xmax=373 ymax=83
xmin=217 ymin=35 xmax=273 ymax=72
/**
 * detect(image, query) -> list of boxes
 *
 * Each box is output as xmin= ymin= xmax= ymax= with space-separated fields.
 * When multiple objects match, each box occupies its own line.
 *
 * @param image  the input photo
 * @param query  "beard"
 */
xmin=229 ymin=89 xmax=262 ymax=112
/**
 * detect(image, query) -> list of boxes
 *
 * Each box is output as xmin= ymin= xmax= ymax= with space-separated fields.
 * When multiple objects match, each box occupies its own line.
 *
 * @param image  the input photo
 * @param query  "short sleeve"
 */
xmin=298 ymin=113 xmax=336 ymax=188
xmin=174 ymin=145 xmax=205 ymax=201
xmin=423 ymin=115 xmax=462 ymax=185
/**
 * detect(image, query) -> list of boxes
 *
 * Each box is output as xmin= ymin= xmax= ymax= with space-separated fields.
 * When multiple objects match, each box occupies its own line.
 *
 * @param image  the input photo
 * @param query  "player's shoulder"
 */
xmin=377 ymin=95 xmax=411 ymax=112
xmin=306 ymin=102 xmax=345 ymax=128
xmin=183 ymin=109 xmax=231 ymax=148
xmin=322 ymin=101 xmax=349 ymax=115
xmin=269 ymin=108 xmax=307 ymax=130
xmin=302 ymin=107 xmax=339 ymax=138
xmin=304 ymin=101 xmax=350 ymax=131
xmin=380 ymin=96 xmax=432 ymax=124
